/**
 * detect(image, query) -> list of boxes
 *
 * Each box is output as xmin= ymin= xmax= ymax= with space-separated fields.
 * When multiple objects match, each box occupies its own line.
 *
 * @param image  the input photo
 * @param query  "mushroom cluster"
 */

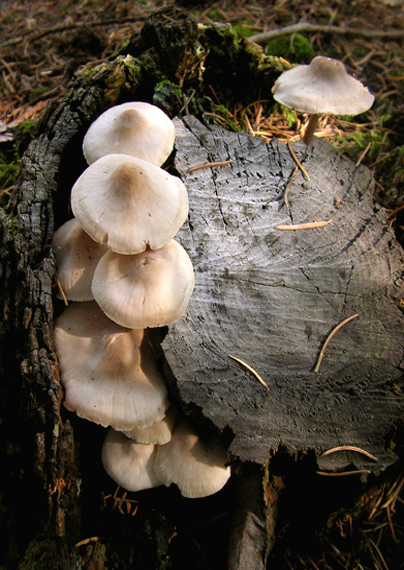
xmin=53 ymin=101 xmax=231 ymax=498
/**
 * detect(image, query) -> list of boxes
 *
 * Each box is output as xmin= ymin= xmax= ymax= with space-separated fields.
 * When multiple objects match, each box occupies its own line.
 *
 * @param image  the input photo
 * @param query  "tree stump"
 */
xmin=164 ymin=115 xmax=404 ymax=474
xmin=0 ymin=6 xmax=403 ymax=570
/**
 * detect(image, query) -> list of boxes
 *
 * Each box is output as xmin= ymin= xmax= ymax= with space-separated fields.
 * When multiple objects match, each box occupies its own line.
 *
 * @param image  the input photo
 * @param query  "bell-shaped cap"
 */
xmin=122 ymin=406 xmax=179 ymax=445
xmin=52 ymin=218 xmax=107 ymax=301
xmin=92 ymin=239 xmax=195 ymax=329
xmin=154 ymin=416 xmax=231 ymax=498
xmin=83 ymin=101 xmax=175 ymax=166
xmin=102 ymin=428 xmax=162 ymax=492
xmin=272 ymin=55 xmax=375 ymax=115
xmin=71 ymin=154 xmax=189 ymax=255
xmin=54 ymin=301 xmax=169 ymax=430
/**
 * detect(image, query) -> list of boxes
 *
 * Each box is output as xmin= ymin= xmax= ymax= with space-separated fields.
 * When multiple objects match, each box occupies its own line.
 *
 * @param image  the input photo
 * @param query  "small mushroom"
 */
xmin=83 ymin=101 xmax=176 ymax=166
xmin=122 ymin=405 xmax=179 ymax=445
xmin=71 ymin=154 xmax=189 ymax=255
xmin=52 ymin=217 xmax=107 ymax=301
xmin=54 ymin=301 xmax=169 ymax=430
xmin=92 ymin=239 xmax=195 ymax=329
xmin=272 ymin=55 xmax=375 ymax=144
xmin=102 ymin=428 xmax=162 ymax=492
xmin=154 ymin=416 xmax=231 ymax=498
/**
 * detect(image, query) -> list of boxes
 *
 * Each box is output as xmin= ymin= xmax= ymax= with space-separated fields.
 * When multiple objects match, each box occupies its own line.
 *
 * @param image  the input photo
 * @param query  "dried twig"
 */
xmin=314 ymin=313 xmax=359 ymax=373
xmin=249 ymin=23 xmax=404 ymax=45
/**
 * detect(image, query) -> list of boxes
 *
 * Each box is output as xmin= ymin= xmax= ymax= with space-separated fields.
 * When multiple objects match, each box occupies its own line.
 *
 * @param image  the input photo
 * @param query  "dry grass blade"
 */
xmin=381 ymin=471 xmax=404 ymax=510
xmin=321 ymin=446 xmax=378 ymax=462
xmin=228 ymin=354 xmax=269 ymax=391
xmin=316 ymin=469 xmax=371 ymax=476
xmin=75 ymin=536 xmax=103 ymax=547
xmin=187 ymin=160 xmax=231 ymax=173
xmin=314 ymin=314 xmax=359 ymax=373
xmin=284 ymin=165 xmax=298 ymax=209
xmin=287 ymin=140 xmax=310 ymax=180
xmin=277 ymin=220 xmax=332 ymax=230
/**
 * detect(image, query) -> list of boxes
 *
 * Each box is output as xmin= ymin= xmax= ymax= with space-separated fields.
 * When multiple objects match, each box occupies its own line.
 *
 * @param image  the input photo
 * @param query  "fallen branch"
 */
xmin=0 ymin=16 xmax=148 ymax=48
xmin=249 ymin=22 xmax=404 ymax=45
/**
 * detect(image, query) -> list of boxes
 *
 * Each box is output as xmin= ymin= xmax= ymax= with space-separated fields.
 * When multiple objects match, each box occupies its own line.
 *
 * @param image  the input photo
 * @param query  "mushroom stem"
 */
xmin=303 ymin=114 xmax=319 ymax=145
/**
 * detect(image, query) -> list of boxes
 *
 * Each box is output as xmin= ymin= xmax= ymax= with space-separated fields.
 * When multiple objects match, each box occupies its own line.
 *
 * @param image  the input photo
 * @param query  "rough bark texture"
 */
xmin=164 ymin=115 xmax=404 ymax=474
xmin=0 ymin=6 xmax=403 ymax=570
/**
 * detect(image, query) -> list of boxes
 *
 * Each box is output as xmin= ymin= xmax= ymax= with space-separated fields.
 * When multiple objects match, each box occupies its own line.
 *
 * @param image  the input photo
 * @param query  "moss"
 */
xmin=212 ymin=104 xmax=243 ymax=132
xmin=335 ymin=127 xmax=388 ymax=164
xmin=4 ymin=212 xmax=19 ymax=235
xmin=273 ymin=103 xmax=300 ymax=128
xmin=264 ymin=33 xmax=315 ymax=64
xmin=0 ymin=160 xmax=19 ymax=189
xmin=205 ymin=8 xmax=224 ymax=22
xmin=232 ymin=20 xmax=257 ymax=38
xmin=143 ymin=509 xmax=175 ymax=570
xmin=29 ymin=86 xmax=50 ymax=103
xmin=375 ymin=144 xmax=404 ymax=208
xmin=200 ymin=23 xmax=288 ymax=112
xmin=18 ymin=534 xmax=56 ymax=570
xmin=153 ymin=80 xmax=184 ymax=116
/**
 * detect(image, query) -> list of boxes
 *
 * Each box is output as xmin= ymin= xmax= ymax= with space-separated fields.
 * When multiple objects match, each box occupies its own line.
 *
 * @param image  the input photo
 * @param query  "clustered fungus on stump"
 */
xmin=52 ymin=101 xmax=232 ymax=499
xmin=272 ymin=55 xmax=375 ymax=144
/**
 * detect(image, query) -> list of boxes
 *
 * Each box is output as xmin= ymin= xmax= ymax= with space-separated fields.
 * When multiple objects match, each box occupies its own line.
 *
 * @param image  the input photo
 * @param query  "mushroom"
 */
xmin=70 ymin=153 xmax=189 ymax=255
xmin=102 ymin=428 xmax=162 ymax=492
xmin=91 ymin=239 xmax=195 ymax=329
xmin=154 ymin=416 xmax=231 ymax=498
xmin=52 ymin=217 xmax=107 ymax=301
xmin=83 ymin=101 xmax=176 ymax=166
xmin=271 ymin=55 xmax=375 ymax=144
xmin=122 ymin=405 xmax=179 ymax=445
xmin=54 ymin=301 xmax=169 ymax=430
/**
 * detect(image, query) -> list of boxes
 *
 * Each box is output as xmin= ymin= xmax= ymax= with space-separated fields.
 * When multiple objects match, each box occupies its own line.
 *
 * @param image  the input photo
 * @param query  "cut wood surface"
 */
xmin=162 ymin=115 xmax=404 ymax=472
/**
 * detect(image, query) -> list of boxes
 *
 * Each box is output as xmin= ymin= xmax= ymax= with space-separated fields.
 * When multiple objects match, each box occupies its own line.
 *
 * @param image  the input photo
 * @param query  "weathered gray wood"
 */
xmin=163 ymin=115 xmax=404 ymax=473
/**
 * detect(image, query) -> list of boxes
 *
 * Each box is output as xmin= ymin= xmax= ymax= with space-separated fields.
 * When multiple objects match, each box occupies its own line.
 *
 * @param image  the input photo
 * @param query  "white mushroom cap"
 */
xmin=272 ymin=55 xmax=375 ymax=115
xmin=154 ymin=416 xmax=231 ymax=498
xmin=92 ymin=239 xmax=195 ymax=329
xmin=102 ymin=428 xmax=162 ymax=492
xmin=70 ymin=154 xmax=189 ymax=255
xmin=83 ymin=101 xmax=175 ymax=166
xmin=122 ymin=406 xmax=179 ymax=445
xmin=52 ymin=218 xmax=108 ymax=301
xmin=54 ymin=301 xmax=169 ymax=430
